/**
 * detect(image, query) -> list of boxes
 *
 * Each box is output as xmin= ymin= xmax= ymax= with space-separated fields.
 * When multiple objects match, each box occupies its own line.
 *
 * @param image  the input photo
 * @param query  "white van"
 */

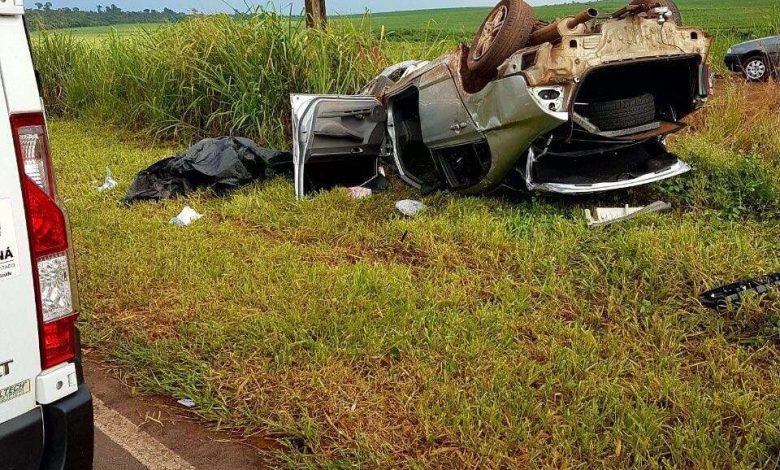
xmin=0 ymin=1 xmax=93 ymax=468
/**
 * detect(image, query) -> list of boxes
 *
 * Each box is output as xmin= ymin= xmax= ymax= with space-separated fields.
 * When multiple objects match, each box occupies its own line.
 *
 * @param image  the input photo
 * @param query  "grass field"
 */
xmin=51 ymin=81 xmax=780 ymax=467
xmin=32 ymin=2 xmax=780 ymax=467
xmin=45 ymin=22 xmax=165 ymax=39
xmin=348 ymin=0 xmax=780 ymax=40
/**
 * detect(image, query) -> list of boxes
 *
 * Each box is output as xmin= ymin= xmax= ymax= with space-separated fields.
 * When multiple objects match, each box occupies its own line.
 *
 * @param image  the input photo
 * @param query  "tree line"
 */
xmin=26 ymin=4 xmax=187 ymax=30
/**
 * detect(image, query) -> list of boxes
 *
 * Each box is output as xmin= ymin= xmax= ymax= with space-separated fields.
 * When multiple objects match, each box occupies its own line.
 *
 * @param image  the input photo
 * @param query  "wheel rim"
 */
xmin=473 ymin=5 xmax=508 ymax=61
xmin=745 ymin=59 xmax=766 ymax=80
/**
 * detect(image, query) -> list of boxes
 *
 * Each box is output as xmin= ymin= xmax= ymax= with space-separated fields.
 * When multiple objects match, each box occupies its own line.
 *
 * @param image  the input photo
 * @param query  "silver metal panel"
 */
xmin=459 ymin=74 xmax=568 ymax=195
xmin=417 ymin=64 xmax=482 ymax=150
xmin=531 ymin=160 xmax=691 ymax=194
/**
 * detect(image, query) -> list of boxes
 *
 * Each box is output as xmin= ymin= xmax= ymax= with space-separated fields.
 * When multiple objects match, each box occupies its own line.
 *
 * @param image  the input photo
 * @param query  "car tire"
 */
xmin=468 ymin=0 xmax=535 ymax=78
xmin=579 ymin=93 xmax=656 ymax=131
xmin=630 ymin=0 xmax=683 ymax=25
xmin=742 ymin=54 xmax=769 ymax=82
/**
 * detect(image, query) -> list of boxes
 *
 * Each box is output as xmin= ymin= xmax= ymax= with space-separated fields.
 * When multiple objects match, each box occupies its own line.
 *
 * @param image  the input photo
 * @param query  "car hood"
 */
xmin=729 ymin=36 xmax=779 ymax=53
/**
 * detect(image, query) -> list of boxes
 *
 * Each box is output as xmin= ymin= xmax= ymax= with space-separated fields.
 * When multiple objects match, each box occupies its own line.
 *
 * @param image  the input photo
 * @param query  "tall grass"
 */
xmin=33 ymin=14 xmax=444 ymax=147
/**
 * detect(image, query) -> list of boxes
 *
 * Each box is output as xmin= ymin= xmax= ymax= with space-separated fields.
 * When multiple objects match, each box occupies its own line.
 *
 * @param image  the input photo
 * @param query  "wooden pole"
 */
xmin=305 ymin=0 xmax=327 ymax=29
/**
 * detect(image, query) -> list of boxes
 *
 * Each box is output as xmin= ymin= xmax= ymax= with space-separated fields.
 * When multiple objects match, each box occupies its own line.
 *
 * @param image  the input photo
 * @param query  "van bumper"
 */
xmin=42 ymin=384 xmax=94 ymax=469
xmin=0 ymin=384 xmax=94 ymax=470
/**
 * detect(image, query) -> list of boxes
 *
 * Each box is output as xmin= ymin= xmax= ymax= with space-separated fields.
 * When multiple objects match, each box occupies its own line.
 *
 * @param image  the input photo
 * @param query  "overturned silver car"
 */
xmin=292 ymin=0 xmax=712 ymax=198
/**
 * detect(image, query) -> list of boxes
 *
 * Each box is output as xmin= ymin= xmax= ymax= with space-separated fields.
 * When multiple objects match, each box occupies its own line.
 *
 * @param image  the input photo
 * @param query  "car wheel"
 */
xmin=578 ymin=93 xmax=656 ymax=131
xmin=629 ymin=0 xmax=683 ymax=25
xmin=468 ymin=0 xmax=535 ymax=78
xmin=743 ymin=55 xmax=769 ymax=82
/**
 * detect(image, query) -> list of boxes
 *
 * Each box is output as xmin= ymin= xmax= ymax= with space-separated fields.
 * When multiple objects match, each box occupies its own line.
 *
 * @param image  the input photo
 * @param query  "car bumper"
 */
xmin=724 ymin=54 xmax=743 ymax=72
xmin=0 ymin=384 xmax=94 ymax=469
xmin=530 ymin=160 xmax=691 ymax=195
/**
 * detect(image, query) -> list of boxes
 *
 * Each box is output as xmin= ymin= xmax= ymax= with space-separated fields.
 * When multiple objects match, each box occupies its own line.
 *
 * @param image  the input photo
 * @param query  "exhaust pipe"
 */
xmin=528 ymin=8 xmax=598 ymax=46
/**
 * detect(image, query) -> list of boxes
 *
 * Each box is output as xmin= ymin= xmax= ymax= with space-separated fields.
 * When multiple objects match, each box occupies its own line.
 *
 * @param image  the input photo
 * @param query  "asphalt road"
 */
xmin=95 ymin=429 xmax=146 ymax=470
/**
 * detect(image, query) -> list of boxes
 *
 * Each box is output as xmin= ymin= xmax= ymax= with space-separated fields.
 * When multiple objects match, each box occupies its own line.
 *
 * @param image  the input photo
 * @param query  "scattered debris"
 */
xmin=176 ymin=398 xmax=196 ymax=408
xmin=169 ymin=206 xmax=203 ymax=227
xmin=396 ymin=200 xmax=426 ymax=217
xmin=700 ymin=272 xmax=780 ymax=310
xmin=125 ymin=137 xmax=292 ymax=203
xmin=585 ymin=201 xmax=672 ymax=227
xmin=97 ymin=168 xmax=118 ymax=192
xmin=350 ymin=187 xmax=373 ymax=199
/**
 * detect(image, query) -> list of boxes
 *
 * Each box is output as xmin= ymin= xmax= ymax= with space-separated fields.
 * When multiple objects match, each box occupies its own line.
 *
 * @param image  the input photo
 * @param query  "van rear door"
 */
xmin=0 ymin=7 xmax=46 ymax=425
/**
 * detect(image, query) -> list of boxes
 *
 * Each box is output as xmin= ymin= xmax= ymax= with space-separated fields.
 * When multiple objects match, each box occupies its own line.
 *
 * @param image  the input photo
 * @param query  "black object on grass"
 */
xmin=124 ymin=137 xmax=293 ymax=203
xmin=699 ymin=272 xmax=780 ymax=310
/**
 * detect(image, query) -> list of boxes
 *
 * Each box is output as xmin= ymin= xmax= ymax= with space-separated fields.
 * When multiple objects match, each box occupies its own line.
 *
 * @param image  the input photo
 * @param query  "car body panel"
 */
xmin=460 ymin=73 xmax=568 ymax=194
xmin=529 ymin=158 xmax=691 ymax=194
xmin=417 ymin=63 xmax=483 ymax=150
xmin=0 ymin=6 xmax=94 ymax=467
xmin=514 ymin=17 xmax=711 ymax=87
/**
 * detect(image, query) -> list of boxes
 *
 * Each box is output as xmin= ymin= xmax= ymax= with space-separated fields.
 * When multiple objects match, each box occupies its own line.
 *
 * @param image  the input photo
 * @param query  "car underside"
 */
xmin=291 ymin=0 xmax=713 ymax=199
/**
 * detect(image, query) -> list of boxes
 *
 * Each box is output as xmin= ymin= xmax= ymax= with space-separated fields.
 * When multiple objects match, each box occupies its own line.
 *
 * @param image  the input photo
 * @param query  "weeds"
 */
xmin=661 ymin=81 xmax=780 ymax=219
xmin=32 ymin=14 xmax=445 ymax=147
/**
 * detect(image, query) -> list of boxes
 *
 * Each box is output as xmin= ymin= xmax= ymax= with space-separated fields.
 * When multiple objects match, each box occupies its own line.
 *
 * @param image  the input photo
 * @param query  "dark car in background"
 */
xmin=724 ymin=35 xmax=779 ymax=82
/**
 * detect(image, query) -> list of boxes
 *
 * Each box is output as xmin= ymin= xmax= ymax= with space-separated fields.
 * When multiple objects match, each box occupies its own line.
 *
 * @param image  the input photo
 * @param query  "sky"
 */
xmin=47 ymin=0 xmax=584 ymax=15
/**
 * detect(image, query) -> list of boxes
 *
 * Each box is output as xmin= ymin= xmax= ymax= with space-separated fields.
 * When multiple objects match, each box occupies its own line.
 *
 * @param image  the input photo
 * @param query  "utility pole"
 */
xmin=305 ymin=0 xmax=327 ymax=29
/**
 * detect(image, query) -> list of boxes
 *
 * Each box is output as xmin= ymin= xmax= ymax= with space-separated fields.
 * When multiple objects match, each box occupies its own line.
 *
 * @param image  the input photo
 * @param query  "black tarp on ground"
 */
xmin=124 ymin=137 xmax=293 ymax=203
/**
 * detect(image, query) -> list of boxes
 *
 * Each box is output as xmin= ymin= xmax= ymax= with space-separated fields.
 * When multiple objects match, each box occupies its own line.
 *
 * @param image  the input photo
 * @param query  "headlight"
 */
xmin=726 ymin=48 xmax=733 ymax=54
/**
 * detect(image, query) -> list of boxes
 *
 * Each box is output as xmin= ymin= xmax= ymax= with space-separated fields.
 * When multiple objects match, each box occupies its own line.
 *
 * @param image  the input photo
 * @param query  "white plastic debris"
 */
xmin=97 ymin=168 xmax=118 ymax=192
xmin=396 ymin=200 xmax=426 ymax=217
xmin=169 ymin=206 xmax=203 ymax=227
xmin=177 ymin=398 xmax=196 ymax=408
xmin=585 ymin=201 xmax=672 ymax=228
xmin=350 ymin=187 xmax=373 ymax=199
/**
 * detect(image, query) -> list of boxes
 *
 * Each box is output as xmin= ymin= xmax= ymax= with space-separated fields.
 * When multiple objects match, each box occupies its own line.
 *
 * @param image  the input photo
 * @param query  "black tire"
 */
xmin=579 ymin=94 xmax=656 ymax=131
xmin=468 ymin=0 xmax=535 ymax=78
xmin=630 ymin=0 xmax=683 ymax=25
xmin=742 ymin=54 xmax=769 ymax=82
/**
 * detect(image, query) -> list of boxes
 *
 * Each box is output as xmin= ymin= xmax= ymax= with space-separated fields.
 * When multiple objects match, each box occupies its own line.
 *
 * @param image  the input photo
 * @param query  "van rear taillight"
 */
xmin=11 ymin=112 xmax=79 ymax=370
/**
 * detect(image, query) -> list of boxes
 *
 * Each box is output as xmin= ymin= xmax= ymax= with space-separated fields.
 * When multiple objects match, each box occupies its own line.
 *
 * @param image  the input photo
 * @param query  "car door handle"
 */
xmin=450 ymin=122 xmax=468 ymax=132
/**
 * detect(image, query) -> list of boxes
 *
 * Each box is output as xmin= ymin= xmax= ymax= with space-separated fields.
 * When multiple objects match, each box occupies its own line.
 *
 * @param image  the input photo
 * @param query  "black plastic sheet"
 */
xmin=124 ymin=137 xmax=292 ymax=203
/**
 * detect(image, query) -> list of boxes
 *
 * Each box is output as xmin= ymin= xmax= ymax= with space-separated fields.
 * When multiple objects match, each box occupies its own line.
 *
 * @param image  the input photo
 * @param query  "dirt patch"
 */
xmin=84 ymin=351 xmax=280 ymax=469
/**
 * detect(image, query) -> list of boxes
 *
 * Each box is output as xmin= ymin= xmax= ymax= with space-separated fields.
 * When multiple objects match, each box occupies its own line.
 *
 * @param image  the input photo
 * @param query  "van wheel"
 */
xmin=743 ymin=55 xmax=769 ymax=82
xmin=630 ymin=0 xmax=683 ymax=25
xmin=468 ymin=0 xmax=535 ymax=78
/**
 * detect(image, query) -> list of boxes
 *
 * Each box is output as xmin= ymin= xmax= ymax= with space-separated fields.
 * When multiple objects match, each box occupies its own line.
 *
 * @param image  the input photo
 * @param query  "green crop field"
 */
xmin=347 ymin=0 xmax=779 ymax=39
xmin=43 ymin=0 xmax=780 ymax=42
xmin=40 ymin=22 xmax=164 ymax=39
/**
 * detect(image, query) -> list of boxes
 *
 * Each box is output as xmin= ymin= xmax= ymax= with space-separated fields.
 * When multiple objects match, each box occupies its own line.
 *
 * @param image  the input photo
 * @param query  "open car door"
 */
xmin=291 ymin=95 xmax=386 ymax=199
